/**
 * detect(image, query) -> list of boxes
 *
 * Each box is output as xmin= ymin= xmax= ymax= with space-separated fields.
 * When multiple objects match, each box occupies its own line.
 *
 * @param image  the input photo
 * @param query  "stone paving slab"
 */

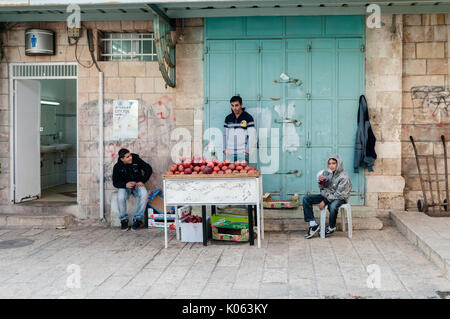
xmin=1 ymin=222 xmax=450 ymax=299
xmin=391 ymin=211 xmax=450 ymax=281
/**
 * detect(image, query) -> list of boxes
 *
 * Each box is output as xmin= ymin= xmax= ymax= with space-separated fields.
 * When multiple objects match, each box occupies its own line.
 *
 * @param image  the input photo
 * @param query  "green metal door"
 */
xmin=204 ymin=16 xmax=365 ymax=205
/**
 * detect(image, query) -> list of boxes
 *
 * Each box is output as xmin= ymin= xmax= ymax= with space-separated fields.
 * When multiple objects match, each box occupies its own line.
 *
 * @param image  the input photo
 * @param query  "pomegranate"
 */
xmin=203 ymin=166 xmax=213 ymax=174
xmin=232 ymin=170 xmax=239 ymax=174
xmin=225 ymin=169 xmax=232 ymax=174
xmin=170 ymin=164 xmax=177 ymax=172
xmin=229 ymin=163 xmax=236 ymax=170
xmin=221 ymin=165 xmax=228 ymax=171
xmin=178 ymin=165 xmax=184 ymax=172
xmin=193 ymin=166 xmax=200 ymax=172
xmin=184 ymin=168 xmax=192 ymax=174
xmin=218 ymin=170 xmax=224 ymax=174
xmin=192 ymin=171 xmax=198 ymax=175
xmin=182 ymin=162 xmax=191 ymax=169
xmin=236 ymin=165 xmax=243 ymax=171
xmin=241 ymin=161 xmax=248 ymax=167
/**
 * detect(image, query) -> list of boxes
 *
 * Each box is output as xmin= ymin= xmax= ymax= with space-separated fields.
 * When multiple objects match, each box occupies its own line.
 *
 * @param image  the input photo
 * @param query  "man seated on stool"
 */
xmin=113 ymin=148 xmax=152 ymax=231
xmin=302 ymin=154 xmax=352 ymax=239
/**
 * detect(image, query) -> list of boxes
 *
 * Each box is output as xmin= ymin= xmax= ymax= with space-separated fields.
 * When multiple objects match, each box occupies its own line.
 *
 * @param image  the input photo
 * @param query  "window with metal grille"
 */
xmin=100 ymin=33 xmax=157 ymax=62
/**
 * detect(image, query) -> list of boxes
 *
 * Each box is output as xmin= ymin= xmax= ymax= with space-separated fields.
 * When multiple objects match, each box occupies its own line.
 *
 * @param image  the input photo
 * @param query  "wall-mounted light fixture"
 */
xmin=40 ymin=100 xmax=60 ymax=106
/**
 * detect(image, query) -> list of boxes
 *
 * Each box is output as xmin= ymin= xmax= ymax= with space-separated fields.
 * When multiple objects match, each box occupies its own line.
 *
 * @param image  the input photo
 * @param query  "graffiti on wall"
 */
xmin=80 ymin=95 xmax=177 ymax=203
xmin=411 ymin=86 xmax=450 ymax=122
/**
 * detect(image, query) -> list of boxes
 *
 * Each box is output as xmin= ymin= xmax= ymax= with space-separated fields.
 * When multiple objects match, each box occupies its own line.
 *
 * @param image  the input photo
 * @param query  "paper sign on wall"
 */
xmin=113 ymin=100 xmax=138 ymax=139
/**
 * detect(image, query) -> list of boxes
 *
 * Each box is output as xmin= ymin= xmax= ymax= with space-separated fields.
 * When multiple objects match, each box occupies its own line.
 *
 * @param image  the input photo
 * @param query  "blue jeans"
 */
xmin=302 ymin=194 xmax=346 ymax=228
xmin=117 ymin=186 xmax=148 ymax=222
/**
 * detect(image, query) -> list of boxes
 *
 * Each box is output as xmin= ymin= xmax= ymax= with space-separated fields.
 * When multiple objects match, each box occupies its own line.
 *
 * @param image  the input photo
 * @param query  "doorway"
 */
xmin=10 ymin=63 xmax=78 ymax=204
xmin=204 ymin=17 xmax=366 ymax=205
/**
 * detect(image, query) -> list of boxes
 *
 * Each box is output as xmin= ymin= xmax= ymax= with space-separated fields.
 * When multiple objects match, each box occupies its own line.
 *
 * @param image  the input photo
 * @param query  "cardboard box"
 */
xmin=147 ymin=189 xmax=175 ymax=214
xmin=180 ymin=221 xmax=203 ymax=242
xmin=148 ymin=219 xmax=177 ymax=230
xmin=148 ymin=206 xmax=191 ymax=229
xmin=211 ymin=215 xmax=257 ymax=242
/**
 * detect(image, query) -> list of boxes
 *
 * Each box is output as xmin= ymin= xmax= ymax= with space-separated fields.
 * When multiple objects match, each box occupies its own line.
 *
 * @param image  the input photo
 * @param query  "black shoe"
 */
xmin=121 ymin=220 xmax=129 ymax=231
xmin=131 ymin=220 xmax=143 ymax=230
xmin=325 ymin=226 xmax=336 ymax=237
xmin=305 ymin=224 xmax=320 ymax=239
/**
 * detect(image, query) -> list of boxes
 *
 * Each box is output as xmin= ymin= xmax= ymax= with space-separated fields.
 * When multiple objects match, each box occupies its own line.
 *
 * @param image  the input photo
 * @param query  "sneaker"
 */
xmin=305 ymin=224 xmax=320 ymax=239
xmin=121 ymin=220 xmax=129 ymax=231
xmin=325 ymin=226 xmax=336 ymax=236
xmin=131 ymin=220 xmax=143 ymax=230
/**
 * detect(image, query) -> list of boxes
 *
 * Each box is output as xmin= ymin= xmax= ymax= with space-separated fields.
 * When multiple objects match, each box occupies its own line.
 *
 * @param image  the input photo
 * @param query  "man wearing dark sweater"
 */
xmin=113 ymin=148 xmax=152 ymax=231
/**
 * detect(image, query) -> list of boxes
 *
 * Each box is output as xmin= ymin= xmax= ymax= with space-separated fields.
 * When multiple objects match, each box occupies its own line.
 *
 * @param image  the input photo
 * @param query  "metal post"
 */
xmin=99 ymin=72 xmax=104 ymax=220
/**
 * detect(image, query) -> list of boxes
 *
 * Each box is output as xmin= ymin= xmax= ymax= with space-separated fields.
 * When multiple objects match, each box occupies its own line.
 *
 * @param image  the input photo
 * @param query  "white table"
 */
xmin=163 ymin=174 xmax=264 ymax=248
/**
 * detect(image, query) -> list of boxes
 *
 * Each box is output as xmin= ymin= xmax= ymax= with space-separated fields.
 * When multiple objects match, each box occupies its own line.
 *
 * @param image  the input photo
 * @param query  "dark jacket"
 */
xmin=223 ymin=110 xmax=257 ymax=154
xmin=354 ymin=95 xmax=377 ymax=173
xmin=112 ymin=153 xmax=152 ymax=189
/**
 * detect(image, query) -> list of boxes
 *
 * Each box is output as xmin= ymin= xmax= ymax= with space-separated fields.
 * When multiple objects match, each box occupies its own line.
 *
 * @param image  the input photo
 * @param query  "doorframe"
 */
xmin=9 ymin=62 xmax=79 ymax=204
xmin=203 ymin=17 xmax=366 ymax=204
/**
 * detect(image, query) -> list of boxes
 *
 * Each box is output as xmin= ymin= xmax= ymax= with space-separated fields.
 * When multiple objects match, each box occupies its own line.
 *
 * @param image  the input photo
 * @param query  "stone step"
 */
xmin=264 ymin=217 xmax=383 ymax=232
xmin=0 ymin=202 xmax=79 ymax=229
xmin=390 ymin=211 xmax=450 ymax=281
xmin=0 ymin=212 xmax=74 ymax=229
xmin=262 ymin=206 xmax=378 ymax=219
xmin=189 ymin=206 xmax=383 ymax=232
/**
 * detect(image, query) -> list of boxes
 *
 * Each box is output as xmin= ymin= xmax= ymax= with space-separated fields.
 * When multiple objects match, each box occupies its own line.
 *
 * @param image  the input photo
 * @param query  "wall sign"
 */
xmin=113 ymin=100 xmax=138 ymax=139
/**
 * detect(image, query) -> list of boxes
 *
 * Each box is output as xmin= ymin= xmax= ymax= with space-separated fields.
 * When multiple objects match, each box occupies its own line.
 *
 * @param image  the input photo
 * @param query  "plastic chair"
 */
xmin=320 ymin=203 xmax=352 ymax=239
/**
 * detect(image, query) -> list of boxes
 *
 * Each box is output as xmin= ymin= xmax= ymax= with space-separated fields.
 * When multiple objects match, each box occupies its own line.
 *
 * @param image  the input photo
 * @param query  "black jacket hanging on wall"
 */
xmin=354 ymin=95 xmax=377 ymax=173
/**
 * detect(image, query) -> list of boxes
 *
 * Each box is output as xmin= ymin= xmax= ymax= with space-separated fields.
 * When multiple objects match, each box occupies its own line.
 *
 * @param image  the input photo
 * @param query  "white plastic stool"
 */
xmin=320 ymin=203 xmax=352 ymax=239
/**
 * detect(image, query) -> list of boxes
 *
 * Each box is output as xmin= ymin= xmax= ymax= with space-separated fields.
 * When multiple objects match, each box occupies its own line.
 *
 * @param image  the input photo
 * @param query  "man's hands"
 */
xmin=318 ymin=201 xmax=326 ymax=210
xmin=126 ymin=181 xmax=145 ymax=189
xmin=126 ymin=182 xmax=136 ymax=189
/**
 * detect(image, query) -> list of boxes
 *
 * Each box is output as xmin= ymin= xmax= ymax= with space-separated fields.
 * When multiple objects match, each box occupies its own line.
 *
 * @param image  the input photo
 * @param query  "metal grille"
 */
xmin=11 ymin=63 xmax=77 ymax=79
xmin=100 ymin=33 xmax=157 ymax=61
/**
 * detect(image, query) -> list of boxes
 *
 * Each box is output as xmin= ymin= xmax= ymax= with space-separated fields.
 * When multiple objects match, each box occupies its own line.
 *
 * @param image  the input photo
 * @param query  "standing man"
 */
xmin=113 ymin=148 xmax=152 ymax=231
xmin=223 ymin=96 xmax=257 ymax=163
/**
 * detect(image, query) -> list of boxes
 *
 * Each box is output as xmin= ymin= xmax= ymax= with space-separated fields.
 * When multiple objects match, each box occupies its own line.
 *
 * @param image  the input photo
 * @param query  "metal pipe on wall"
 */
xmin=99 ymin=72 xmax=104 ymax=220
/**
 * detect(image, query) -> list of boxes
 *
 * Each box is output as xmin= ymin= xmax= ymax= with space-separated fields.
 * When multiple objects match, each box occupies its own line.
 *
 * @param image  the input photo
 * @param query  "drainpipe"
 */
xmin=99 ymin=72 xmax=104 ymax=220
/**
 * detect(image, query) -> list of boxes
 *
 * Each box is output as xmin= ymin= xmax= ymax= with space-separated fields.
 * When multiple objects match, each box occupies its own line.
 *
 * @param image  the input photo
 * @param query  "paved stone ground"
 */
xmin=0 ymin=223 xmax=450 ymax=299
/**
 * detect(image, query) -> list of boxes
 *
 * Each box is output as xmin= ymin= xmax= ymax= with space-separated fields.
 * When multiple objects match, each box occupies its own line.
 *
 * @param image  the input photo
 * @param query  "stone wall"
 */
xmin=365 ymin=14 xmax=406 ymax=211
xmin=401 ymin=14 xmax=450 ymax=211
xmin=0 ymin=19 xmax=204 ymax=220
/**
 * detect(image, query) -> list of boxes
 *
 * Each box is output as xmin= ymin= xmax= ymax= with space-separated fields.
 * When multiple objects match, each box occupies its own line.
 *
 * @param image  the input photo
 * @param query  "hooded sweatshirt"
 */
xmin=112 ymin=153 xmax=152 ymax=189
xmin=318 ymin=154 xmax=352 ymax=202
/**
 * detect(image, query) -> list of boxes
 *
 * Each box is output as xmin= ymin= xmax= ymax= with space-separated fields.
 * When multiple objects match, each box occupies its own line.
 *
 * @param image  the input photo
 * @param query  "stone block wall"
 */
xmin=365 ymin=14 xmax=406 ymax=210
xmin=0 ymin=19 xmax=204 ymax=221
xmin=401 ymin=14 xmax=450 ymax=211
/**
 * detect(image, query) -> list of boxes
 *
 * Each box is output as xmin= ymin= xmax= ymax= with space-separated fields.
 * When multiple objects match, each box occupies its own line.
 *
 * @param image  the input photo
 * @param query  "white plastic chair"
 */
xmin=320 ymin=203 xmax=352 ymax=239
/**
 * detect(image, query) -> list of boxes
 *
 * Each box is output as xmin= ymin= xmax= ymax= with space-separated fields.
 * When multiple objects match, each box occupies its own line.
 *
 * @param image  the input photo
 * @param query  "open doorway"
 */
xmin=11 ymin=63 xmax=78 ymax=205
xmin=37 ymin=79 xmax=77 ymax=203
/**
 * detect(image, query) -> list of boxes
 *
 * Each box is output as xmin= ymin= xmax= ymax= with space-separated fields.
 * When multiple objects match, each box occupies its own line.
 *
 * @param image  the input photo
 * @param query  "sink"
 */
xmin=40 ymin=144 xmax=72 ymax=153
xmin=40 ymin=145 xmax=56 ymax=154
xmin=55 ymin=144 xmax=72 ymax=151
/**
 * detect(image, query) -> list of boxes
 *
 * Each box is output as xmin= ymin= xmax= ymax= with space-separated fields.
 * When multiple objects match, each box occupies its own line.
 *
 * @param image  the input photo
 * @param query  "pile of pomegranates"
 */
xmin=165 ymin=155 xmax=258 ymax=176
